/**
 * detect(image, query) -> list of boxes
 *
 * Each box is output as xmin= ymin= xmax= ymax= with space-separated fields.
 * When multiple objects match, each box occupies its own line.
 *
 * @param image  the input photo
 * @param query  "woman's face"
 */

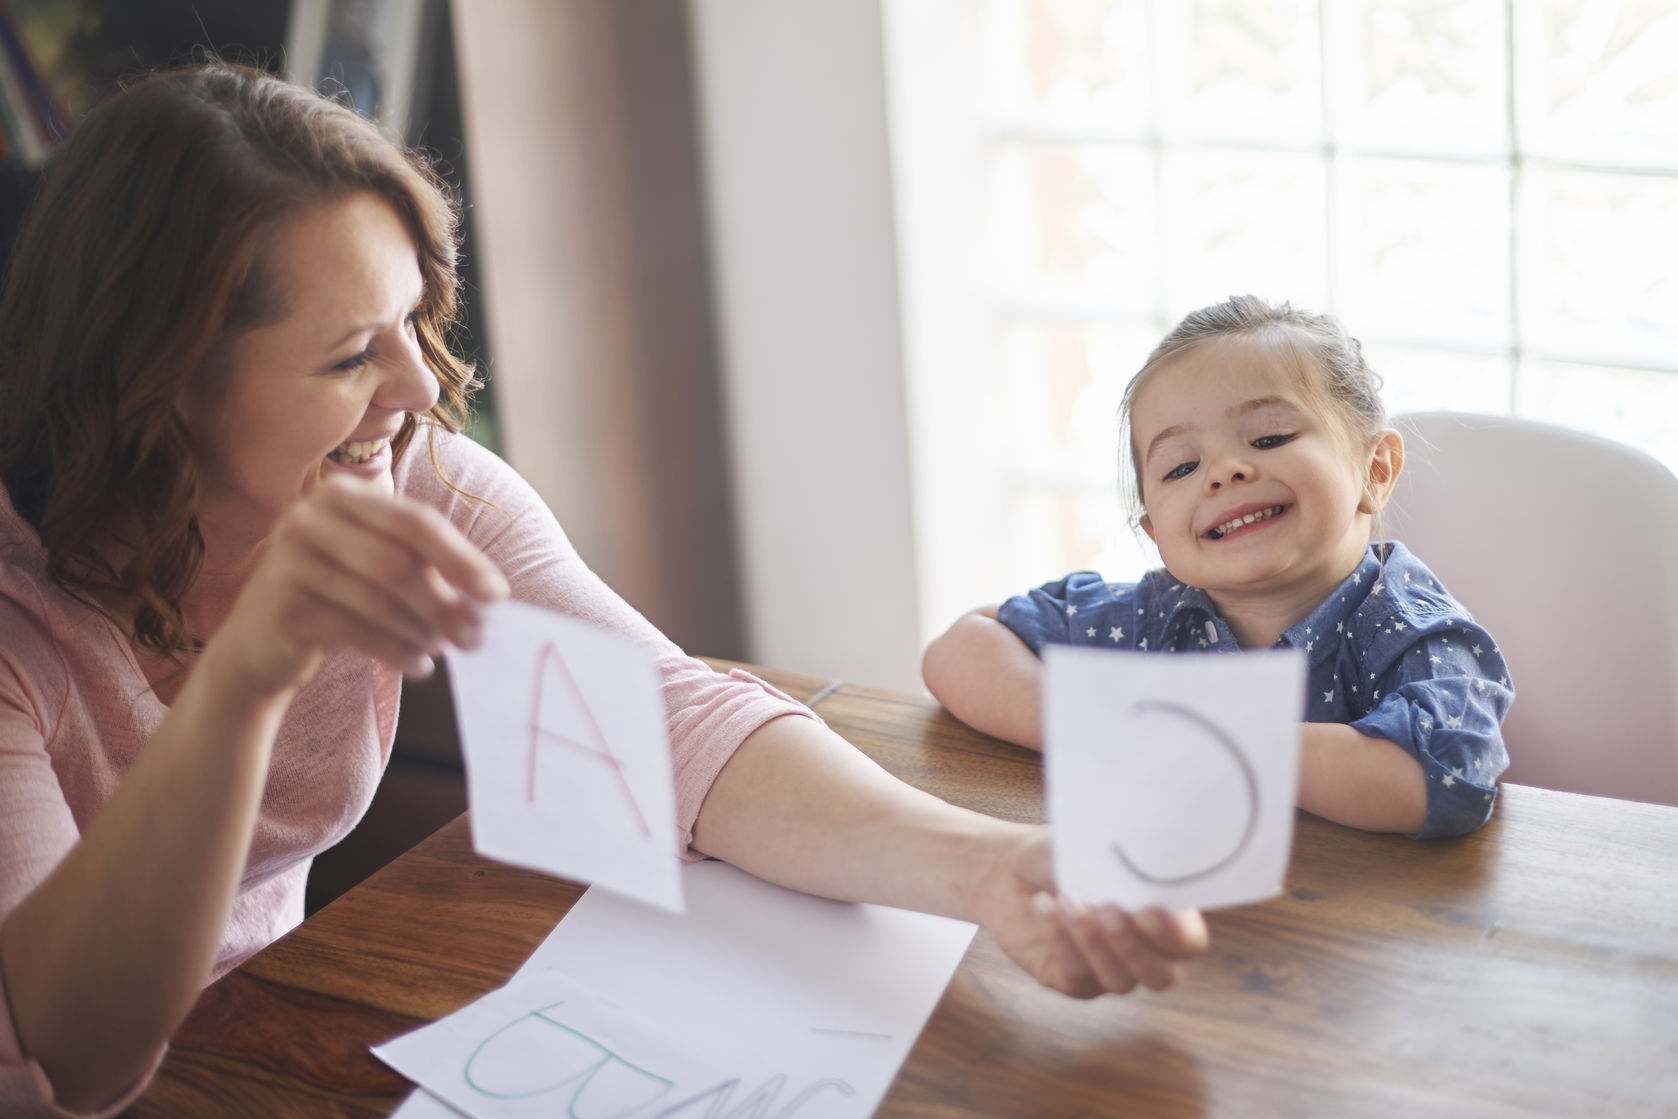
xmin=180 ymin=192 xmax=439 ymax=532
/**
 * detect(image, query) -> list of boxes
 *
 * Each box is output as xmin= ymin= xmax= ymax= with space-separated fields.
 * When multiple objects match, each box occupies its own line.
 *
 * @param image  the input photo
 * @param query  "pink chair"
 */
xmin=1382 ymin=411 xmax=1678 ymax=807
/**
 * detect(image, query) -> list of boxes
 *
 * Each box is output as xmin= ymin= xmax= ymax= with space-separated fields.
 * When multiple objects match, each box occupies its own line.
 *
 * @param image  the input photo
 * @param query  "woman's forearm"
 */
xmin=0 ymin=651 xmax=294 ymax=1113
xmin=690 ymin=714 xmax=1023 ymax=919
xmin=690 ymin=712 xmax=1209 ymax=998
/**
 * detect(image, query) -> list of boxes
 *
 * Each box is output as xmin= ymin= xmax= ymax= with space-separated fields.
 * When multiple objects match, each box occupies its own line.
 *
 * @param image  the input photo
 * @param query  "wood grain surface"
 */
xmin=129 ymin=666 xmax=1678 ymax=1118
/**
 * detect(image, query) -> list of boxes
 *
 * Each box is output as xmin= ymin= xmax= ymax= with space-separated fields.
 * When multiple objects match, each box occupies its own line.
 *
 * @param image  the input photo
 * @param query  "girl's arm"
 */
xmin=691 ymin=714 xmax=1209 ymax=998
xmin=0 ymin=477 xmax=505 ymax=1113
xmin=1297 ymin=724 xmax=1428 ymax=834
xmin=921 ymin=606 xmax=1045 ymax=750
xmin=924 ymin=607 xmax=1430 ymax=834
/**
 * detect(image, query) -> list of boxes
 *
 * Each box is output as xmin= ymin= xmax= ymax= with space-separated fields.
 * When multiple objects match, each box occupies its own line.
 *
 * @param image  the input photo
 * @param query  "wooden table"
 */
xmin=130 ymin=663 xmax=1678 ymax=1118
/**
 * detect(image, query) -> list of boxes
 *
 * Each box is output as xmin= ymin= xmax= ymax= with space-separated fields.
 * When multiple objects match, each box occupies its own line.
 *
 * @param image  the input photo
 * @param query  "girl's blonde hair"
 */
xmin=1117 ymin=294 xmax=1387 ymax=526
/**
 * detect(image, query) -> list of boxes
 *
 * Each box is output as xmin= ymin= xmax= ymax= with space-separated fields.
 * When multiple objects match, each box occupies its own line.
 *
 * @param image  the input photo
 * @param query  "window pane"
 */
xmin=1157 ymin=0 xmax=1322 ymax=144
xmin=1515 ymin=1 xmax=1678 ymax=169
xmin=1159 ymin=147 xmax=1328 ymax=312
xmin=1000 ymin=318 xmax=1160 ymax=482
xmin=1374 ymin=345 xmax=1513 ymax=415
xmin=1009 ymin=489 xmax=1159 ymax=589
xmin=1516 ymin=359 xmax=1678 ymax=477
xmin=1518 ymin=166 xmax=1678 ymax=368
xmin=985 ymin=0 xmax=1150 ymax=134
xmin=991 ymin=142 xmax=1156 ymax=308
xmin=1332 ymin=155 xmax=1510 ymax=347
xmin=1327 ymin=0 xmax=1508 ymax=155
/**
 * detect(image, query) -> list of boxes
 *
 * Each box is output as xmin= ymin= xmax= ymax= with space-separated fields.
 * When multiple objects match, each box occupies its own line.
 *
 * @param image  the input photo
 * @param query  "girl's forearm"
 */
xmin=922 ymin=609 xmax=1044 ymax=751
xmin=1297 ymin=722 xmax=1428 ymax=833
xmin=0 ymin=649 xmax=294 ymax=1113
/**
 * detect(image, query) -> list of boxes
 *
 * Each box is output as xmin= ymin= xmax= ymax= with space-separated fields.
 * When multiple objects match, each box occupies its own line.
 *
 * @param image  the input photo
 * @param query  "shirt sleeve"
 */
xmin=996 ymin=571 xmax=1132 ymax=655
xmin=1346 ymin=604 xmax=1514 ymax=839
xmin=0 ymin=598 xmax=164 ymax=1117
xmin=400 ymin=428 xmax=817 ymax=856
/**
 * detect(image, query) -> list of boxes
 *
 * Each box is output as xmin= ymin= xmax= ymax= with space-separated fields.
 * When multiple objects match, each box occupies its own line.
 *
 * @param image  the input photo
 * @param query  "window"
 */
xmin=884 ymin=0 xmax=1678 ymax=640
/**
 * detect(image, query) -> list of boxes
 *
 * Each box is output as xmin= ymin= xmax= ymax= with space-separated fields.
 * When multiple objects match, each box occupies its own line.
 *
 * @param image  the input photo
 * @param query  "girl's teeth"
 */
xmin=1212 ymin=505 xmax=1283 ymax=538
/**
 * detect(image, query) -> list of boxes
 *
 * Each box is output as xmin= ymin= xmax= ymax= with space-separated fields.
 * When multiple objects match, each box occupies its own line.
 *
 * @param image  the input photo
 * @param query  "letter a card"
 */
xmin=447 ymin=599 xmax=683 ymax=913
xmin=1042 ymin=646 xmax=1305 ymax=912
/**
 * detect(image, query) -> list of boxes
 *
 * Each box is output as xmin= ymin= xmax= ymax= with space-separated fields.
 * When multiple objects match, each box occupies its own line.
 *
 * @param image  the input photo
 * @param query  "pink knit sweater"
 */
xmin=0 ymin=428 xmax=811 ymax=1116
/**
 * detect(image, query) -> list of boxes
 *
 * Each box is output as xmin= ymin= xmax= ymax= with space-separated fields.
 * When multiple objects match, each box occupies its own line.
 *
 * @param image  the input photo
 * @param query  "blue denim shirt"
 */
xmin=997 ymin=541 xmax=1513 ymax=839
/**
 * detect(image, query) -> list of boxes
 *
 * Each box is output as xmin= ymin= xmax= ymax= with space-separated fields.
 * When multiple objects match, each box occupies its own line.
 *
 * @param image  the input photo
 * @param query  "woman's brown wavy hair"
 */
xmin=0 ymin=61 xmax=476 ymax=657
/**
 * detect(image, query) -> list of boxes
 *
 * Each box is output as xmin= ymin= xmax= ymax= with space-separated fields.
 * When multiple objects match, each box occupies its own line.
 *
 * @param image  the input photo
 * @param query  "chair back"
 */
xmin=1382 ymin=412 xmax=1678 ymax=806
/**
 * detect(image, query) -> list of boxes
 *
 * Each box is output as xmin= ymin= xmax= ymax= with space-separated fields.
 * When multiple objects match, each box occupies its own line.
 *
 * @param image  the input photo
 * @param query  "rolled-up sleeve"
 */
xmin=997 ymin=571 xmax=1130 ymax=655
xmin=1349 ymin=613 xmax=1513 ymax=839
xmin=403 ymin=430 xmax=817 ymax=856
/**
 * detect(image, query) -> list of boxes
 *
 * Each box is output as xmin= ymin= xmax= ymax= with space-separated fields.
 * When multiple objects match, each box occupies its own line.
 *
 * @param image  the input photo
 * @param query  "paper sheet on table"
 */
xmin=1043 ymin=646 xmax=1305 ymax=911
xmin=388 ymin=1087 xmax=468 ymax=1118
xmin=447 ymin=599 xmax=683 ymax=913
xmin=376 ymin=860 xmax=977 ymax=1119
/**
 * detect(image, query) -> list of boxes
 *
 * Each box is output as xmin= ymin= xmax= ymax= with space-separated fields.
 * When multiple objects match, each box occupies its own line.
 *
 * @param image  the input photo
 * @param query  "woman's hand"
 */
xmin=971 ymin=828 xmax=1208 ymax=997
xmin=209 ymin=474 xmax=509 ymax=697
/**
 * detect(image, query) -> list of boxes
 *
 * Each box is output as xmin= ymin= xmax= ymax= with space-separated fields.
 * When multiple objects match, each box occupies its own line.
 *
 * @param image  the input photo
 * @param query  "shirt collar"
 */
xmin=1277 ymin=546 xmax=1384 ymax=663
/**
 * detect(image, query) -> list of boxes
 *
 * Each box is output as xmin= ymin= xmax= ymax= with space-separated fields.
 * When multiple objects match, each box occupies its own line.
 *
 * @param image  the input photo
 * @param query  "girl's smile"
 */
xmin=1203 ymin=502 xmax=1289 ymax=541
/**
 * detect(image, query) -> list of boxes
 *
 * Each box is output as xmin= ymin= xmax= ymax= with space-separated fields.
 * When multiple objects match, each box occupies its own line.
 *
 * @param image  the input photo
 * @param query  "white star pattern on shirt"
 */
xmin=1110 ymin=626 xmax=1124 ymax=642
xmin=1446 ymin=715 xmax=1463 ymax=728
xmin=1305 ymin=640 xmax=1314 ymax=652
xmin=1441 ymin=772 xmax=1456 ymax=788
xmin=1138 ymin=638 xmax=1148 ymax=650
xmin=1066 ymin=604 xmax=1078 ymax=616
xmin=1393 ymin=621 xmax=1407 ymax=631
xmin=1430 ymin=654 xmax=1442 ymax=664
xmin=1471 ymin=644 xmax=1483 ymax=656
xmin=1371 ymin=581 xmax=1384 ymax=595
xmin=1086 ymin=626 xmax=1095 ymax=638
xmin=1352 ymin=572 xmax=1361 ymax=584
xmin=1337 ymin=621 xmax=1345 ymax=633
xmin=1323 ymin=690 xmax=1334 ymax=703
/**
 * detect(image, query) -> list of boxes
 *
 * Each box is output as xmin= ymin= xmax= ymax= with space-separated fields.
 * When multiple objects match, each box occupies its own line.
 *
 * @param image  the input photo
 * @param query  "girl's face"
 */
xmin=1129 ymin=335 xmax=1399 ymax=613
xmin=179 ymin=193 xmax=440 ymax=534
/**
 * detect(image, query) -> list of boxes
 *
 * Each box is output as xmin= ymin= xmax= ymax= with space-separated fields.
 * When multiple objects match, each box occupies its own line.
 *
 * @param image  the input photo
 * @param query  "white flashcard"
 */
xmin=375 ymin=974 xmax=745 ymax=1119
xmin=1042 ymin=646 xmax=1305 ymax=911
xmin=373 ymin=860 xmax=977 ymax=1119
xmin=447 ymin=599 xmax=683 ymax=913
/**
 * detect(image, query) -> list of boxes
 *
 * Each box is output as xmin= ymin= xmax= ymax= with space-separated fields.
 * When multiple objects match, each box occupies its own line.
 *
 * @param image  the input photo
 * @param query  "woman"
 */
xmin=0 ymin=63 xmax=1207 ymax=1116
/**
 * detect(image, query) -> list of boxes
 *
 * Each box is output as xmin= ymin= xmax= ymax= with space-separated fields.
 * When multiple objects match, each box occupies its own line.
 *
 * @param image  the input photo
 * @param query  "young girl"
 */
xmin=922 ymin=295 xmax=1512 ymax=839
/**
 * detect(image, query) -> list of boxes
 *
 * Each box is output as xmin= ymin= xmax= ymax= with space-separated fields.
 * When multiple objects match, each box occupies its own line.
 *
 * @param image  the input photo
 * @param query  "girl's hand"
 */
xmin=208 ymin=475 xmax=509 ymax=698
xmin=972 ymin=828 xmax=1208 ymax=997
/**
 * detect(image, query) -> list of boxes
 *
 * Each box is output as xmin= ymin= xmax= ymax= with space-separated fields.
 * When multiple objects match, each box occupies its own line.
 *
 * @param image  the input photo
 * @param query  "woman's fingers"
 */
xmin=1053 ymin=896 xmax=1143 ymax=994
xmin=315 ymin=476 xmax=507 ymax=602
xmin=1064 ymin=897 xmax=1191 ymax=992
xmin=289 ymin=503 xmax=479 ymax=649
xmin=1134 ymin=907 xmax=1211 ymax=959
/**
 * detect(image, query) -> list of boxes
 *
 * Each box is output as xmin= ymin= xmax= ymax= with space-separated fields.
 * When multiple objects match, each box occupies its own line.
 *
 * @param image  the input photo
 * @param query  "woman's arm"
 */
xmin=0 ymin=477 xmax=505 ymax=1112
xmin=921 ymin=607 xmax=1044 ymax=751
xmin=691 ymin=714 xmax=1209 ymax=998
